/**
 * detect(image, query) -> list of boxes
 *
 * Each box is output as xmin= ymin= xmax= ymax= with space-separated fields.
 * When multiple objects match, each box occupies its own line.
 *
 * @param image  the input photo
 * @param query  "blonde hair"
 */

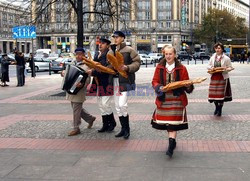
xmin=159 ymin=45 xmax=179 ymax=66
xmin=162 ymin=45 xmax=176 ymax=55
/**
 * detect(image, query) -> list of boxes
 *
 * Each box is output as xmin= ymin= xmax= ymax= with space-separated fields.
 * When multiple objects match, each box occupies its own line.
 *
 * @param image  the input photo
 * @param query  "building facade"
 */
xmin=0 ymin=2 xmax=32 ymax=54
xmin=213 ymin=0 xmax=249 ymax=26
xmin=32 ymin=0 xmax=249 ymax=53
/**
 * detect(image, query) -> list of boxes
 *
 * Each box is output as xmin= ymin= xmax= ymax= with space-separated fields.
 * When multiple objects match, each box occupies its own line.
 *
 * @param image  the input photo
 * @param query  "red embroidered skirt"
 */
xmin=151 ymin=92 xmax=188 ymax=131
xmin=208 ymin=73 xmax=232 ymax=102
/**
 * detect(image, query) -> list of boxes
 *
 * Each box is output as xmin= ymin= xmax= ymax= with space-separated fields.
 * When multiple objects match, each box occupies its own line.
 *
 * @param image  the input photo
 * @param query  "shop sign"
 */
xmin=136 ymin=39 xmax=151 ymax=43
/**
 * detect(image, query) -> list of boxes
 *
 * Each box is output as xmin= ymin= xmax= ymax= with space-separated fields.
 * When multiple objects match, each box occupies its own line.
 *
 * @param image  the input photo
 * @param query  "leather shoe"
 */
xmin=68 ymin=129 xmax=80 ymax=136
xmin=87 ymin=117 xmax=96 ymax=129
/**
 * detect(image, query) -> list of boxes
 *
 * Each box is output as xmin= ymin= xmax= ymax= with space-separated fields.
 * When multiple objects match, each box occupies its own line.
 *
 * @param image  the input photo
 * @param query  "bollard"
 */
xmin=195 ymin=58 xmax=197 ymax=65
xmin=146 ymin=59 xmax=147 ymax=68
xmin=49 ymin=62 xmax=51 ymax=75
xmin=187 ymin=58 xmax=189 ymax=65
xmin=202 ymin=58 xmax=204 ymax=64
xmin=154 ymin=59 xmax=156 ymax=67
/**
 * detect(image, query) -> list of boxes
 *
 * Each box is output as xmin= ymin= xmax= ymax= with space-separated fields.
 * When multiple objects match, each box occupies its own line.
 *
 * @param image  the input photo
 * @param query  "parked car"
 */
xmin=26 ymin=58 xmax=51 ymax=72
xmin=139 ymin=54 xmax=154 ymax=64
xmin=177 ymin=51 xmax=192 ymax=61
xmin=51 ymin=57 xmax=73 ymax=73
xmin=7 ymin=54 xmax=15 ymax=61
xmin=47 ymin=53 xmax=59 ymax=61
xmin=59 ymin=52 xmax=75 ymax=59
xmin=193 ymin=52 xmax=210 ymax=60
xmin=148 ymin=53 xmax=163 ymax=63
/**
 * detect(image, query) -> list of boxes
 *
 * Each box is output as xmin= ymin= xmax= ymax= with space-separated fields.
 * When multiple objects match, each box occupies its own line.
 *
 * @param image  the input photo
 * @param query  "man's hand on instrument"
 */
xmin=61 ymin=70 xmax=65 ymax=77
xmin=76 ymin=82 xmax=83 ymax=88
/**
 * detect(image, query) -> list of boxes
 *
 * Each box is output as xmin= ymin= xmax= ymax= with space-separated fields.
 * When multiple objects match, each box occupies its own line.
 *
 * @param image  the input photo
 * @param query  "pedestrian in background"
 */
xmin=1 ymin=54 xmax=13 ymax=87
xmin=151 ymin=45 xmax=194 ymax=158
xmin=28 ymin=53 xmax=36 ymax=78
xmin=208 ymin=43 xmax=234 ymax=116
xmin=15 ymin=51 xmax=26 ymax=86
xmin=247 ymin=52 xmax=250 ymax=64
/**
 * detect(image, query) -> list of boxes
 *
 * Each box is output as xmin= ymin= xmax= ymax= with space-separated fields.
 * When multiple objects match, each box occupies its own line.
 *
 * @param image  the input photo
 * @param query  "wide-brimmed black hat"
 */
xmin=112 ymin=31 xmax=125 ymax=38
xmin=100 ymin=38 xmax=111 ymax=45
xmin=75 ymin=47 xmax=85 ymax=53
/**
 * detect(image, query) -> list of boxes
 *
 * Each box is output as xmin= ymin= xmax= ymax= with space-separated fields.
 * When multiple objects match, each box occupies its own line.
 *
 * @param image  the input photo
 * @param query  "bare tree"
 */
xmin=7 ymin=0 xmax=134 ymax=48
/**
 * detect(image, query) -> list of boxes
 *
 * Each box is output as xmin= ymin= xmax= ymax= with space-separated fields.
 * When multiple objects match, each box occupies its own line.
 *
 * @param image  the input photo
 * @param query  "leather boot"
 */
xmin=115 ymin=116 xmax=125 ymax=137
xmin=214 ymin=102 xmax=219 ymax=115
xmin=107 ymin=113 xmax=116 ymax=132
xmin=166 ymin=138 xmax=176 ymax=158
xmin=123 ymin=115 xmax=130 ymax=139
xmin=98 ymin=115 xmax=109 ymax=132
xmin=217 ymin=104 xmax=223 ymax=117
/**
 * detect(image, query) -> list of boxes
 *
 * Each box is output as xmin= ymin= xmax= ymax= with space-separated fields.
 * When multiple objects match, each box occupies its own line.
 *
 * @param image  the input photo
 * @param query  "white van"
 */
xmin=36 ymin=49 xmax=51 ymax=55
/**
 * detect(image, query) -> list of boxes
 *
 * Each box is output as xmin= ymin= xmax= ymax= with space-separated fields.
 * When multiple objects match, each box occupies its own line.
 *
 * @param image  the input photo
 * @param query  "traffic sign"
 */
xmin=12 ymin=26 xmax=36 ymax=39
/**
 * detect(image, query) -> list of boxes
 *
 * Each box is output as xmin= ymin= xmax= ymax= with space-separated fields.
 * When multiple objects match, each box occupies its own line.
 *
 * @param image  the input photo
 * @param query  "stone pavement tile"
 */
xmin=74 ymin=151 xmax=117 ymax=166
xmin=1 ymin=179 xmax=64 ymax=181
xmin=0 ymin=153 xmax=17 ymax=164
xmin=6 ymin=152 xmax=81 ymax=166
xmin=156 ymin=152 xmax=250 ymax=169
xmin=6 ymin=165 xmax=52 ymax=180
xmin=43 ymin=165 xmax=125 ymax=180
xmin=162 ymin=167 xmax=248 ymax=181
xmin=120 ymin=166 xmax=164 ymax=181
xmin=0 ymin=164 xmax=19 ymax=178
xmin=109 ymin=152 xmax=150 ymax=167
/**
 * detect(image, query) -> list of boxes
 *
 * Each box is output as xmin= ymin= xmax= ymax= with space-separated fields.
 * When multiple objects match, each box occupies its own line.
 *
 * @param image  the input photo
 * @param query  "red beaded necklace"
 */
xmin=215 ymin=54 xmax=223 ymax=62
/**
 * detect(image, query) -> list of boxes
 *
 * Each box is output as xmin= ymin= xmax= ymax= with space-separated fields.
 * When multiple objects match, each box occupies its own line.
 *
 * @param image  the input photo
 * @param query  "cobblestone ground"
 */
xmin=0 ymin=119 xmax=249 ymax=141
xmin=0 ymin=63 xmax=249 ymax=144
xmin=0 ymin=63 xmax=249 ymax=180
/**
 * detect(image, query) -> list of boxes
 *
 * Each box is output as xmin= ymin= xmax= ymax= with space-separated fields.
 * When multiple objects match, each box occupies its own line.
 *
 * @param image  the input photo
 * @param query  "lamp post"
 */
xmin=215 ymin=17 xmax=223 ymax=43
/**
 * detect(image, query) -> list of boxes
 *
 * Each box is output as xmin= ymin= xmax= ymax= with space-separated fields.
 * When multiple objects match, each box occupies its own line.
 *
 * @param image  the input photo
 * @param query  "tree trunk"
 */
xmin=77 ymin=0 xmax=83 ymax=48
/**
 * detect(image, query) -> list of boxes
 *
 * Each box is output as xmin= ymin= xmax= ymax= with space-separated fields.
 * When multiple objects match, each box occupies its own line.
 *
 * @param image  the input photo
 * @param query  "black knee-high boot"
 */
xmin=107 ymin=113 xmax=116 ymax=132
xmin=166 ymin=138 xmax=176 ymax=158
xmin=115 ymin=116 xmax=125 ymax=137
xmin=217 ymin=103 xmax=223 ymax=116
xmin=98 ymin=115 xmax=109 ymax=132
xmin=214 ymin=102 xmax=219 ymax=115
xmin=123 ymin=115 xmax=130 ymax=139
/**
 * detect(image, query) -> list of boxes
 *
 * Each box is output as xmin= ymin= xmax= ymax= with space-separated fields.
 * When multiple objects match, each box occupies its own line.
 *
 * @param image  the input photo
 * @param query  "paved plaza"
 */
xmin=0 ymin=62 xmax=249 ymax=181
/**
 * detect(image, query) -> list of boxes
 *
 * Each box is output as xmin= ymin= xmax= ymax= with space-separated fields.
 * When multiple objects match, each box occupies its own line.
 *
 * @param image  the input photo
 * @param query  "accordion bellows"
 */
xmin=162 ymin=77 xmax=207 ymax=91
xmin=82 ymin=52 xmax=116 ymax=75
xmin=61 ymin=65 xmax=88 ymax=95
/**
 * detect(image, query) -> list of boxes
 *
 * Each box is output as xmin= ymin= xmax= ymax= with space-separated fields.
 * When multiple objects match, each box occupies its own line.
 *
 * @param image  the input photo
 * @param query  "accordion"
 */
xmin=61 ymin=64 xmax=88 ymax=95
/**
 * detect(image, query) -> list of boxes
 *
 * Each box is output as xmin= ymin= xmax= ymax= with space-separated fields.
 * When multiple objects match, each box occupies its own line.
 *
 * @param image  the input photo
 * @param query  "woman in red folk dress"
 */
xmin=208 ymin=43 xmax=234 ymax=116
xmin=151 ymin=46 xmax=194 ymax=158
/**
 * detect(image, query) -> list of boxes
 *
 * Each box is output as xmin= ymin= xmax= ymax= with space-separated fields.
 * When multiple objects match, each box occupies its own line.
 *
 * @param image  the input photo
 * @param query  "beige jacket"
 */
xmin=208 ymin=53 xmax=233 ymax=79
xmin=66 ymin=61 xmax=90 ymax=103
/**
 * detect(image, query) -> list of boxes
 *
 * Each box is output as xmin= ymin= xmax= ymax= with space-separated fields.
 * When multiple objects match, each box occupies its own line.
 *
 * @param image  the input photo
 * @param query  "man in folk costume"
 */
xmin=109 ymin=31 xmax=141 ymax=139
xmin=151 ymin=46 xmax=194 ymax=158
xmin=63 ymin=48 xmax=96 ymax=136
xmin=208 ymin=43 xmax=233 ymax=116
xmin=89 ymin=38 xmax=117 ymax=132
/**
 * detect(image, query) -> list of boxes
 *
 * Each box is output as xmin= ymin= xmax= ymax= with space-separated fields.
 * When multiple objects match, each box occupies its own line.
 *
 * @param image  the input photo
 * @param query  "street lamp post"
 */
xmin=215 ymin=17 xmax=223 ymax=43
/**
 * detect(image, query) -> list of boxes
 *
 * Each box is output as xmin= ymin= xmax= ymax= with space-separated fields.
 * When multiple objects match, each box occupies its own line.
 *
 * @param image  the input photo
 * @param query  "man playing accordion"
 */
xmin=62 ymin=48 xmax=96 ymax=136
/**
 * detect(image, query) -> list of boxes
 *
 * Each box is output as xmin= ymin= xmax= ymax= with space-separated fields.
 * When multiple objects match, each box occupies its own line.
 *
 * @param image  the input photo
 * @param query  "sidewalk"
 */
xmin=0 ymin=63 xmax=249 ymax=181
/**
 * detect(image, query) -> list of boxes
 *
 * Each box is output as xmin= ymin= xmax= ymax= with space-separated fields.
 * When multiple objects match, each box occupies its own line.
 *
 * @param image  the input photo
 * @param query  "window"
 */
xmin=158 ymin=35 xmax=172 ymax=42
xmin=181 ymin=35 xmax=189 ymax=42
